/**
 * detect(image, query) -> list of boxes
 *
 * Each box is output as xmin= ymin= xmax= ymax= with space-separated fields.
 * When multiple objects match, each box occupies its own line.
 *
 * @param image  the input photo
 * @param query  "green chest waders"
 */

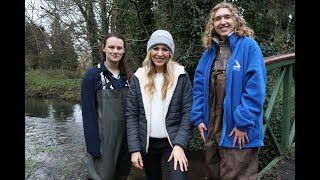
xmin=87 ymin=88 xmax=131 ymax=180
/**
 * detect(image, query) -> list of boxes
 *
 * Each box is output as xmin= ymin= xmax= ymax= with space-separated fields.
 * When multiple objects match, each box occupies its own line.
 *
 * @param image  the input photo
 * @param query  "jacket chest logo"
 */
xmin=233 ymin=60 xmax=241 ymax=71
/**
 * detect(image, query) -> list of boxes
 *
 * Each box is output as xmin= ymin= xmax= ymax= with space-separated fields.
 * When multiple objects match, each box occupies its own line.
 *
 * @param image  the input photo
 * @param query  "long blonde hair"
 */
xmin=142 ymin=50 xmax=176 ymax=100
xmin=203 ymin=2 xmax=254 ymax=49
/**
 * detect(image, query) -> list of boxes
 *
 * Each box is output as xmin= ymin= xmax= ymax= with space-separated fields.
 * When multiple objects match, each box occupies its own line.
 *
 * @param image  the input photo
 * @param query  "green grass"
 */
xmin=25 ymin=69 xmax=82 ymax=102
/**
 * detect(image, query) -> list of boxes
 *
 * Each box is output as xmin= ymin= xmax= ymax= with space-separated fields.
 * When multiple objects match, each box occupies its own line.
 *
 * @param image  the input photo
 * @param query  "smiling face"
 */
xmin=150 ymin=44 xmax=170 ymax=73
xmin=213 ymin=7 xmax=235 ymax=41
xmin=102 ymin=37 xmax=125 ymax=63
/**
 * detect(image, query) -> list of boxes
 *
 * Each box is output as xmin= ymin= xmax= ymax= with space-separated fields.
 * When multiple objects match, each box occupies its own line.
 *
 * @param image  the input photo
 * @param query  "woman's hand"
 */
xmin=197 ymin=122 xmax=207 ymax=142
xmin=131 ymin=151 xmax=144 ymax=169
xmin=168 ymin=145 xmax=188 ymax=172
xmin=228 ymin=127 xmax=249 ymax=149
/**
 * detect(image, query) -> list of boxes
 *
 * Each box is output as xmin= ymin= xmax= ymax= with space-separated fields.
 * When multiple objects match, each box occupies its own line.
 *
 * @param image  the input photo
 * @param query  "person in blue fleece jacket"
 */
xmin=80 ymin=32 xmax=132 ymax=180
xmin=190 ymin=2 xmax=267 ymax=180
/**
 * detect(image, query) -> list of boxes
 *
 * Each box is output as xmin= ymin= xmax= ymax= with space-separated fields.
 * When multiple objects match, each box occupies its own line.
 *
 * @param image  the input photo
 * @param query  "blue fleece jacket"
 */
xmin=190 ymin=34 xmax=267 ymax=148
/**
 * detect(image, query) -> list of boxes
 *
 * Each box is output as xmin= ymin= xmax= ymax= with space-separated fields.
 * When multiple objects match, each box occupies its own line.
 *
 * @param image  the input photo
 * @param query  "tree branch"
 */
xmin=128 ymin=0 xmax=150 ymax=37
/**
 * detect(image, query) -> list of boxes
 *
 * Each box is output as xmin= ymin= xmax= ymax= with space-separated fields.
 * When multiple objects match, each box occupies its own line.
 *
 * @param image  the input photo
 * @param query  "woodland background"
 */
xmin=25 ymin=1 xmax=295 ymax=176
xmin=25 ymin=0 xmax=295 ymax=78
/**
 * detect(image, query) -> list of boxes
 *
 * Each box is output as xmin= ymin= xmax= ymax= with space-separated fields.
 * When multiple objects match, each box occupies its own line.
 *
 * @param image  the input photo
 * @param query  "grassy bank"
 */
xmin=25 ymin=69 xmax=82 ymax=103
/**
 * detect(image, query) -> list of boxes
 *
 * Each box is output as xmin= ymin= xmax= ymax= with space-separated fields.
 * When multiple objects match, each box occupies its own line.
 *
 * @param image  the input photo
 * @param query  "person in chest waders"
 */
xmin=81 ymin=32 xmax=132 ymax=180
xmin=190 ymin=2 xmax=267 ymax=180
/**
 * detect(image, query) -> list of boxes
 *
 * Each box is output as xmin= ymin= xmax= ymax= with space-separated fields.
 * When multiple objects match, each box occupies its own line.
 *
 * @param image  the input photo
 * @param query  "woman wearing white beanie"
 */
xmin=126 ymin=30 xmax=193 ymax=180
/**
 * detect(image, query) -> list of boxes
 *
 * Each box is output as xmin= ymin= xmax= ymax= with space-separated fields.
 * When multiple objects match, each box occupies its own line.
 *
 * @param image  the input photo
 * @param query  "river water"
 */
xmin=25 ymin=97 xmax=207 ymax=179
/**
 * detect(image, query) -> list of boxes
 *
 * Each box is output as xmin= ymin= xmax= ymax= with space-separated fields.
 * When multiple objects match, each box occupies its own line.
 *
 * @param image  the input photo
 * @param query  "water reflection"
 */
xmin=25 ymin=98 xmax=77 ymax=121
xmin=25 ymin=98 xmax=50 ymax=118
xmin=25 ymin=98 xmax=87 ymax=179
xmin=25 ymin=97 xmax=207 ymax=179
xmin=52 ymin=102 xmax=75 ymax=120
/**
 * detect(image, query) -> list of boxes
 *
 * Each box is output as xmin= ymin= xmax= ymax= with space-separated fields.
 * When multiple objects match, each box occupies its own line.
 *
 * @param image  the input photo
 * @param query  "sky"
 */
xmin=25 ymin=0 xmax=51 ymax=28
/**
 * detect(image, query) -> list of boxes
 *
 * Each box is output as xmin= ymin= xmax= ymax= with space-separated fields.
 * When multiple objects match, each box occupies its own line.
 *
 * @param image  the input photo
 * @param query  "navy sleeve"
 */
xmin=80 ymin=70 xmax=101 ymax=158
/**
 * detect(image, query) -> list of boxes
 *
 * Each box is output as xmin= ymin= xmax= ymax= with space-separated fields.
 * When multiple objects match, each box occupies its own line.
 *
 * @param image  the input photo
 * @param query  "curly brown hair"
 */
xmin=203 ymin=2 xmax=254 ymax=49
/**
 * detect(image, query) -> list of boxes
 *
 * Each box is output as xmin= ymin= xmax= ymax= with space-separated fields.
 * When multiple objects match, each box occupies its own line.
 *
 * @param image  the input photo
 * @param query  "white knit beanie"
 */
xmin=147 ymin=30 xmax=175 ymax=54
